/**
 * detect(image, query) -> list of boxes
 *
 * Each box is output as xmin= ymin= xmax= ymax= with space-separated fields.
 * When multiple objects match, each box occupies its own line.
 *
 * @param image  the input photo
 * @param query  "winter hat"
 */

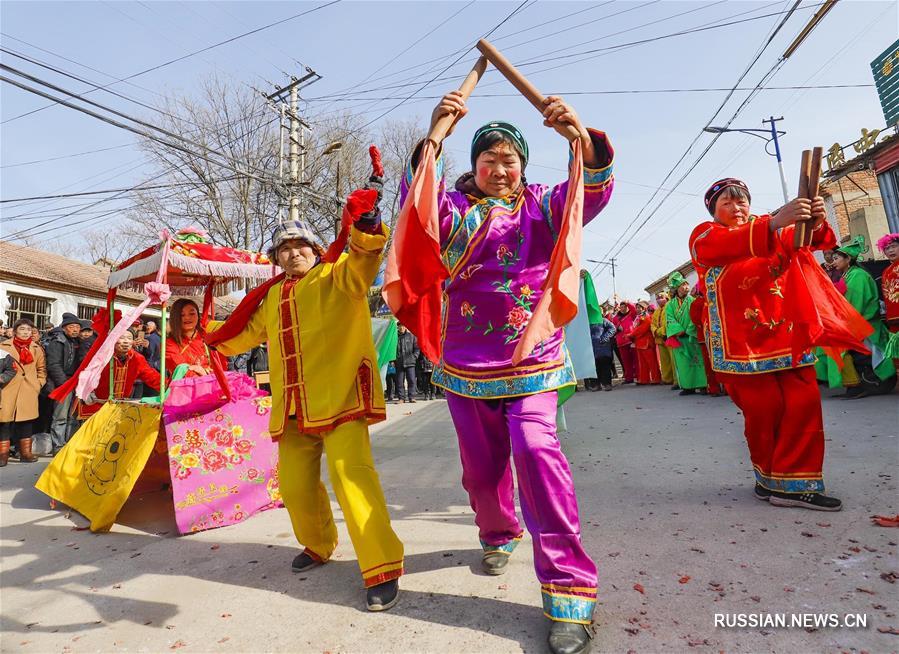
xmin=266 ymin=219 xmax=325 ymax=262
xmin=471 ymin=121 xmax=529 ymax=170
xmin=60 ymin=313 xmax=80 ymax=329
xmin=704 ymin=178 xmax=751 ymax=216
xmin=79 ymin=320 xmax=93 ymax=331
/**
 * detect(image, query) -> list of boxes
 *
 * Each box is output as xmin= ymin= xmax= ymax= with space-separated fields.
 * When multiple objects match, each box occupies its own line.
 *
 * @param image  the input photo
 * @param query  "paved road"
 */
xmin=1 ymin=385 xmax=896 ymax=653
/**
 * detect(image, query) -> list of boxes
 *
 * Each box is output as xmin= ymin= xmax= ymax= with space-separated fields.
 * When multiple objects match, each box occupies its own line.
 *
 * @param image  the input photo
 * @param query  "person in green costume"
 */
xmin=664 ymin=272 xmax=708 ymax=395
xmin=831 ymin=235 xmax=897 ymax=398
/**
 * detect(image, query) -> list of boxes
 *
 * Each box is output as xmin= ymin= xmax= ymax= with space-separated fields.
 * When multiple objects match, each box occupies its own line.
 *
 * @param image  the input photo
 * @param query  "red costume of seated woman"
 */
xmin=165 ymin=298 xmax=227 ymax=378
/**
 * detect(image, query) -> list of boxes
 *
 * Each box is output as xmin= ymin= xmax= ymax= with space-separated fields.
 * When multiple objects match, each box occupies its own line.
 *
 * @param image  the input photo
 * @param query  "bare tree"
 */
xmin=126 ymin=75 xmax=441 ymax=253
xmin=128 ymin=76 xmax=281 ymax=252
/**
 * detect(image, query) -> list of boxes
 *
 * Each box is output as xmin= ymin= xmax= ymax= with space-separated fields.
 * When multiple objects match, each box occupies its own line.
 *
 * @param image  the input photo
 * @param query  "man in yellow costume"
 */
xmin=206 ymin=159 xmax=403 ymax=611
xmin=650 ymin=290 xmax=676 ymax=387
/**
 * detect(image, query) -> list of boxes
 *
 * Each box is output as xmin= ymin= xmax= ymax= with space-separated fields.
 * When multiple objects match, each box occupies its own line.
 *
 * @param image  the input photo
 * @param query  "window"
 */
xmin=5 ymin=292 xmax=53 ymax=330
xmin=77 ymin=304 xmax=99 ymax=321
xmin=877 ymin=168 xmax=899 ymax=233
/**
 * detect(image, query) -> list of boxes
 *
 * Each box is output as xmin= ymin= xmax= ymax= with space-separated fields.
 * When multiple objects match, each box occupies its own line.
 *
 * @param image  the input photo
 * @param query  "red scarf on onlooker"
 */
xmin=12 ymin=337 xmax=33 ymax=365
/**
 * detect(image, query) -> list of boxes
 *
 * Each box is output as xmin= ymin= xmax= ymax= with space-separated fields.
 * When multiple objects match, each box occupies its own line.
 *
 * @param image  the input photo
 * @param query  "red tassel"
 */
xmin=369 ymin=145 xmax=384 ymax=178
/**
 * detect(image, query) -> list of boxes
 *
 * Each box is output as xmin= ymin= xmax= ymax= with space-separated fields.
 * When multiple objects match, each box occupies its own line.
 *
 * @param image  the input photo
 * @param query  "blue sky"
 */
xmin=1 ymin=0 xmax=896 ymax=299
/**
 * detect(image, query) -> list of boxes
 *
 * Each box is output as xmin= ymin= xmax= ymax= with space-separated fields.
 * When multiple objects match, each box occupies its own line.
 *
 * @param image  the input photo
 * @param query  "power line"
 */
xmin=0 ymin=143 xmax=131 ymax=169
xmin=305 ymin=0 xmax=804 ymax=105
xmin=1 ymin=176 xmax=243 ymax=204
xmin=357 ymin=0 xmax=533 ymax=131
xmin=311 ymin=83 xmax=871 ymax=102
xmin=316 ymin=0 xmax=477 ymax=117
xmin=0 ymin=0 xmax=339 ymax=124
xmin=590 ymin=1 xmax=805 ymax=275
xmin=1 ymin=64 xmax=277 ymax=183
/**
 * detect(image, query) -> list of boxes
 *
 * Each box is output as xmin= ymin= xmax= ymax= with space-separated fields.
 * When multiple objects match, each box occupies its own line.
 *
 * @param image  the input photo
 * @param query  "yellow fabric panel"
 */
xmin=35 ymin=402 xmax=162 ymax=532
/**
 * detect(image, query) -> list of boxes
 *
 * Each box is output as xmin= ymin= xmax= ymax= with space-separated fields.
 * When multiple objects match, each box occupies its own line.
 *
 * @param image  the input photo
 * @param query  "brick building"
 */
xmin=820 ymin=130 xmax=899 ymax=258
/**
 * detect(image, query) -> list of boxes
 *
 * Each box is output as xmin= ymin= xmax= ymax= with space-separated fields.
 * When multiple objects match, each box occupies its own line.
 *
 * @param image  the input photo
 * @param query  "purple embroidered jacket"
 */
xmin=401 ymin=128 xmax=614 ymax=399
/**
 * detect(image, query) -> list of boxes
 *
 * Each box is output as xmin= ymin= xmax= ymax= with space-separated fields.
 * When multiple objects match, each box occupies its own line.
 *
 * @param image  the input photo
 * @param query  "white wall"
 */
xmin=0 ymin=280 xmax=160 ymax=327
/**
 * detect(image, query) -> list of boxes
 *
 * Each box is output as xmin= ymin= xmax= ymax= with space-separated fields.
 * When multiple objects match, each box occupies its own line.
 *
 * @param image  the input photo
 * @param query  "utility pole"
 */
xmin=586 ymin=257 xmax=617 ymax=297
xmin=763 ymin=116 xmax=790 ymax=204
xmin=265 ymin=69 xmax=319 ymax=225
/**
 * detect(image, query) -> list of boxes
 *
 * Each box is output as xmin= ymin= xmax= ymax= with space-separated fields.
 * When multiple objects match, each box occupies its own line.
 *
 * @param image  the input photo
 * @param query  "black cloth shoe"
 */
xmin=753 ymin=483 xmax=771 ymax=501
xmin=548 ymin=620 xmax=594 ymax=654
xmin=678 ymin=389 xmax=696 ymax=396
xmin=481 ymin=551 xmax=510 ymax=575
xmin=670 ymin=385 xmax=680 ymax=391
xmin=291 ymin=551 xmax=324 ymax=573
xmin=366 ymin=578 xmax=400 ymax=612
xmin=769 ymin=491 xmax=842 ymax=512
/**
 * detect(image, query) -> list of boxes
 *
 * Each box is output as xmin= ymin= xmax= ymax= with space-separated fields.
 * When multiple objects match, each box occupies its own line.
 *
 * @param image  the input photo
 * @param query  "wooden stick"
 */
xmin=426 ymin=56 xmax=488 ymax=146
xmin=476 ymin=39 xmax=582 ymax=142
xmin=794 ymin=147 xmax=823 ymax=247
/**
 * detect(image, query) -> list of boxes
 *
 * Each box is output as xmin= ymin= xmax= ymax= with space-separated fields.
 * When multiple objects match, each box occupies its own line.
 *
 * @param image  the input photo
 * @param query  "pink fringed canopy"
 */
xmin=108 ymin=231 xmax=277 ymax=296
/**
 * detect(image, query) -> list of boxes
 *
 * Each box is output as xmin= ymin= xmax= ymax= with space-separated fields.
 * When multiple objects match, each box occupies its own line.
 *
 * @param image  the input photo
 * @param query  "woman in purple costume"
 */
xmin=402 ymin=90 xmax=614 ymax=654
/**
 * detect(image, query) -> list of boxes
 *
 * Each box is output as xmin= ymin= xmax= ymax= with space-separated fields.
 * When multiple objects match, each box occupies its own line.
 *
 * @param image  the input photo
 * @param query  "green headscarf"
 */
xmin=668 ymin=271 xmax=688 ymax=291
xmin=836 ymin=235 xmax=868 ymax=262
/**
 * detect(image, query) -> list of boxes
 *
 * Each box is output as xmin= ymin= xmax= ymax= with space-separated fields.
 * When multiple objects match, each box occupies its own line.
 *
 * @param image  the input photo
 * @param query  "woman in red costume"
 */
xmin=165 ymin=298 xmax=226 ymax=377
xmin=630 ymin=301 xmax=660 ymax=385
xmin=689 ymin=178 xmax=842 ymax=511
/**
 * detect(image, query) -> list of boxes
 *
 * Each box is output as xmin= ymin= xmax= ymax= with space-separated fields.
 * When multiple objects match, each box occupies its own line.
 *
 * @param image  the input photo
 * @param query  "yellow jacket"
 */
xmin=210 ymin=225 xmax=388 ymax=438
xmin=650 ymin=304 xmax=667 ymax=344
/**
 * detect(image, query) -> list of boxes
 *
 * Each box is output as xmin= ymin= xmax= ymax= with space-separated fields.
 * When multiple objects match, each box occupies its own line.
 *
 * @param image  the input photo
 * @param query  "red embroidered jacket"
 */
xmin=689 ymin=214 xmax=836 ymax=377
xmin=77 ymin=350 xmax=161 ymax=418
xmin=629 ymin=314 xmax=655 ymax=350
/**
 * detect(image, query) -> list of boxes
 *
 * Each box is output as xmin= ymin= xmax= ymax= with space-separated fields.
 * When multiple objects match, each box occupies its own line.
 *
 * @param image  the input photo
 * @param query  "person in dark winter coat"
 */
xmin=590 ymin=317 xmax=617 ymax=391
xmin=43 ymin=312 xmax=82 ymax=453
xmin=418 ymin=352 xmax=436 ymax=400
xmin=247 ymin=344 xmax=270 ymax=376
xmin=142 ymin=320 xmax=162 ymax=370
xmin=395 ymin=324 xmax=420 ymax=403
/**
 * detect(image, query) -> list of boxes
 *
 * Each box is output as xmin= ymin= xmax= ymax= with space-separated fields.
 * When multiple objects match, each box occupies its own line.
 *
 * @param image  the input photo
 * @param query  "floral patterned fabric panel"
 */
xmin=163 ymin=394 xmax=281 ymax=534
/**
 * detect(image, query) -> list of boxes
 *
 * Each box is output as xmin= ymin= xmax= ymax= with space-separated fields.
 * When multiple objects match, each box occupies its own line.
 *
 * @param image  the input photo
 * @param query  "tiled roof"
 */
xmin=0 ymin=240 xmax=143 ymax=302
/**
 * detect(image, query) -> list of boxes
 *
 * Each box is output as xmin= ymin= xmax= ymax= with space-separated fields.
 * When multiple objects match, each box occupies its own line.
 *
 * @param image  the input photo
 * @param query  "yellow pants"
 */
xmin=658 ymin=345 xmax=675 ymax=385
xmin=278 ymin=419 xmax=404 ymax=588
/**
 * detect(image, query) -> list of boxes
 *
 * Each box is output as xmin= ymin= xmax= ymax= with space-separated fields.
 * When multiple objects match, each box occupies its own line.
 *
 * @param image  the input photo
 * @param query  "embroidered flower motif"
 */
xmin=507 ymin=306 xmax=530 ymax=330
xmin=744 ymin=308 xmax=760 ymax=320
xmin=174 ymin=466 xmax=191 ymax=480
xmin=496 ymin=244 xmax=512 ymax=261
xmin=202 ymin=450 xmax=227 ymax=472
xmin=231 ymin=425 xmax=244 ymax=437
xmin=169 ymin=444 xmax=182 ymax=458
xmin=214 ymin=430 xmax=234 ymax=448
xmin=460 ymin=264 xmax=483 ymax=280
xmin=180 ymin=452 xmax=200 ymax=469
xmin=246 ymin=467 xmax=260 ymax=480
xmin=519 ymin=284 xmax=533 ymax=298
xmin=234 ymin=439 xmax=253 ymax=455
xmin=206 ymin=425 xmax=224 ymax=442
xmin=460 ymin=301 xmax=475 ymax=317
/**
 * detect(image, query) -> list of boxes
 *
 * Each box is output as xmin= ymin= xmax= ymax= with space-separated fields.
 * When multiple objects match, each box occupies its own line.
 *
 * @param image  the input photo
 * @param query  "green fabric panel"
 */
xmin=374 ymin=318 xmax=398 ymax=369
xmin=582 ymin=274 xmax=603 ymax=325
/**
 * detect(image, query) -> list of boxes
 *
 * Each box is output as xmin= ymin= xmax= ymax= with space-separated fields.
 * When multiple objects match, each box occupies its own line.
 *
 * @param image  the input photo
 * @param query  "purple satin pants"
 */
xmin=445 ymin=390 xmax=597 ymax=623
